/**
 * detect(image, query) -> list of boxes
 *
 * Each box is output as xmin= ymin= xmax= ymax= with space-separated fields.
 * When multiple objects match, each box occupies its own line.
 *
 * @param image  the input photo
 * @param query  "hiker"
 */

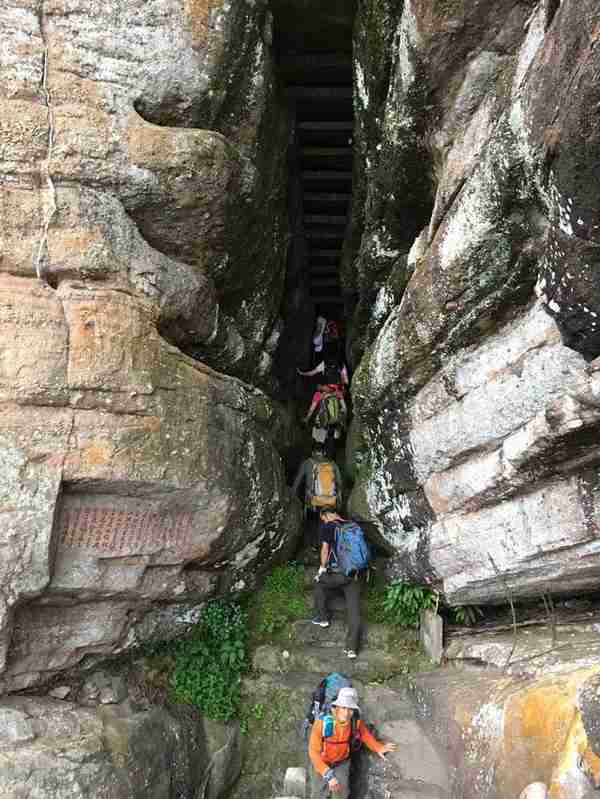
xmin=313 ymin=315 xmax=327 ymax=359
xmin=308 ymin=685 xmax=396 ymax=798
xmin=313 ymin=511 xmax=368 ymax=660
xmin=292 ymin=451 xmax=342 ymax=548
xmin=303 ymin=382 xmax=347 ymax=443
xmin=297 ymin=354 xmax=349 ymax=392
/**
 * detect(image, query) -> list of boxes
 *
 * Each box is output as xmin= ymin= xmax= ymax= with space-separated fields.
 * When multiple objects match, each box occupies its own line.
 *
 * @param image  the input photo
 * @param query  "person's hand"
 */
xmin=328 ymin=777 xmax=342 ymax=793
xmin=378 ymin=742 xmax=397 ymax=758
xmin=314 ymin=566 xmax=326 ymax=582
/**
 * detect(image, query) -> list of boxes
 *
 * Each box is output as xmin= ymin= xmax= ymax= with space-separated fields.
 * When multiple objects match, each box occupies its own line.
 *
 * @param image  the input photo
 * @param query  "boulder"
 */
xmin=0 ymin=696 xmax=240 ymax=799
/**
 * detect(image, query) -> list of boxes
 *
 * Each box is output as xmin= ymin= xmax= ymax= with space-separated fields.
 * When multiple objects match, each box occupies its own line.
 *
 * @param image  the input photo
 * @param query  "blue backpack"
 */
xmin=330 ymin=521 xmax=371 ymax=576
xmin=302 ymin=672 xmax=360 ymax=750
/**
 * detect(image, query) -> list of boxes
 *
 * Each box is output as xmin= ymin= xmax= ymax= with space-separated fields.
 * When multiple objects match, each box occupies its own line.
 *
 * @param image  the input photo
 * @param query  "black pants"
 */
xmin=305 ymin=508 xmax=321 ymax=548
xmin=314 ymin=572 xmax=361 ymax=652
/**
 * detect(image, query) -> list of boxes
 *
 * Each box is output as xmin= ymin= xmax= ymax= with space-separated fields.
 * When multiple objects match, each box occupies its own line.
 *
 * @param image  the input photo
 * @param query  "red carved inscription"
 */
xmin=58 ymin=506 xmax=195 ymax=554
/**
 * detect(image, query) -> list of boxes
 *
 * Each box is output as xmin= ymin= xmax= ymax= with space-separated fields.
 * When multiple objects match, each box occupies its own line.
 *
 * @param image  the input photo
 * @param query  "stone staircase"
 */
xmin=229 ymin=562 xmax=454 ymax=799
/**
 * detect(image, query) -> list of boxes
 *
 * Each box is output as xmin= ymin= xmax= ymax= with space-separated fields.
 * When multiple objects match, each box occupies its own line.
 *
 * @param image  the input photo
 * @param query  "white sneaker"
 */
xmin=344 ymin=649 xmax=357 ymax=659
xmin=311 ymin=618 xmax=330 ymax=628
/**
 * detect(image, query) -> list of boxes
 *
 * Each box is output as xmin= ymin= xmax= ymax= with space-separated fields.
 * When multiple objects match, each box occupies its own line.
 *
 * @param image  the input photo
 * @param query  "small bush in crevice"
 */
xmin=379 ymin=581 xmax=438 ymax=628
xmin=251 ymin=562 xmax=310 ymax=639
xmin=145 ymin=600 xmax=249 ymax=722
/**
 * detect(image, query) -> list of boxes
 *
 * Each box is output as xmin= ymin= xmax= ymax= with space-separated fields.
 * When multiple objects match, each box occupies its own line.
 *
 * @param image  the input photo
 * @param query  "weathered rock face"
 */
xmin=0 ymin=273 xmax=301 ymax=691
xmin=349 ymin=0 xmax=600 ymax=605
xmin=0 ymin=0 xmax=301 ymax=692
xmin=2 ymin=0 xmax=289 ymax=382
xmin=0 ymin=694 xmax=241 ymax=799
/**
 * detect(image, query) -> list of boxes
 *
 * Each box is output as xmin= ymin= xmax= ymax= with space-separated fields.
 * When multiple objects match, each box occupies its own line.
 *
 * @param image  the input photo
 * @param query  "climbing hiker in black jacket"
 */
xmin=312 ymin=510 xmax=362 ymax=660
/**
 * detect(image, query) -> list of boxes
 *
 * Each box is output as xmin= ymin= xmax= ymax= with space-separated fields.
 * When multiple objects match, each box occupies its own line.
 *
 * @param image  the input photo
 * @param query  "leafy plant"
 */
xmin=252 ymin=563 xmax=309 ymax=638
xmin=451 ymin=605 xmax=484 ymax=626
xmin=153 ymin=600 xmax=249 ymax=721
xmin=381 ymin=582 xmax=438 ymax=628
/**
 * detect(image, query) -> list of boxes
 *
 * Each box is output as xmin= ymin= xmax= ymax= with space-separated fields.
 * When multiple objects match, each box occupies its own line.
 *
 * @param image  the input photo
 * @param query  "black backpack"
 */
xmin=323 ymin=360 xmax=342 ymax=385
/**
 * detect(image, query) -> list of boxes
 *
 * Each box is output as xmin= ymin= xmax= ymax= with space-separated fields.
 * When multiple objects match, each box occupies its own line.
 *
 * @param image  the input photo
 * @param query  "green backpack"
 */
xmin=316 ymin=393 xmax=345 ymax=429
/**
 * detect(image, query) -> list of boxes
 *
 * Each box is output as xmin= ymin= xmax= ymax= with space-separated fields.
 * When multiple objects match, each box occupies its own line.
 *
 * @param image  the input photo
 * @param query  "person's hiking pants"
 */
xmin=305 ymin=508 xmax=321 ymax=549
xmin=314 ymin=573 xmax=361 ymax=652
xmin=310 ymin=759 xmax=350 ymax=798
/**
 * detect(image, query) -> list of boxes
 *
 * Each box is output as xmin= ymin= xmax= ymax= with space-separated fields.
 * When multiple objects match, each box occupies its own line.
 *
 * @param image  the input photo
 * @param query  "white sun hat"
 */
xmin=331 ymin=687 xmax=360 ymax=711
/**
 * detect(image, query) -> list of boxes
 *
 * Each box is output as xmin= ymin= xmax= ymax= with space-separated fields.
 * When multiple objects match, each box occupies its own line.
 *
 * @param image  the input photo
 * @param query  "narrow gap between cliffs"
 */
xmin=271 ymin=6 xmax=358 ymax=537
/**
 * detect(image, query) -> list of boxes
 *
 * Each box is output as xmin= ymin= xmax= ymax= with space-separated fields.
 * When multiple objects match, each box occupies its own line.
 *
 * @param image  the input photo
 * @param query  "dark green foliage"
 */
xmin=148 ymin=601 xmax=249 ymax=722
xmin=252 ymin=562 xmax=310 ymax=638
xmin=380 ymin=582 xmax=438 ymax=628
xmin=451 ymin=605 xmax=485 ymax=626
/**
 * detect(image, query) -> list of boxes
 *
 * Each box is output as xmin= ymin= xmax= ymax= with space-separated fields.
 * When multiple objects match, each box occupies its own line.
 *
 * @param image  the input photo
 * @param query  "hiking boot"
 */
xmin=311 ymin=618 xmax=330 ymax=627
xmin=344 ymin=649 xmax=357 ymax=659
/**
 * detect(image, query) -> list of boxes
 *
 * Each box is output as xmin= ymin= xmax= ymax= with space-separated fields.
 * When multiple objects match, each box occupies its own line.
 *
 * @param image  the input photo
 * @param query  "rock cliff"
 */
xmin=0 ymin=0 xmax=301 ymax=692
xmin=348 ymin=0 xmax=600 ymax=605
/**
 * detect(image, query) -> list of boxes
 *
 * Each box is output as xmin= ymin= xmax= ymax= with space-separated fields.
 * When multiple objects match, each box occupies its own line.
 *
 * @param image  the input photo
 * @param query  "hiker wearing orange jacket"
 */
xmin=308 ymin=686 xmax=396 ymax=797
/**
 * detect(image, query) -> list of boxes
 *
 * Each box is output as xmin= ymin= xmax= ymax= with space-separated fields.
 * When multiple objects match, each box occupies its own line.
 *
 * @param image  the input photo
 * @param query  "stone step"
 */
xmin=308 ymin=295 xmax=345 ymax=305
xmin=304 ymin=214 xmax=347 ymax=225
xmin=282 ymin=766 xmax=306 ymax=799
xmin=304 ymin=193 xmax=350 ymax=205
xmin=252 ymin=643 xmax=403 ymax=680
xmin=298 ymin=121 xmax=353 ymax=132
xmin=290 ymin=616 xmax=398 ymax=650
xmin=287 ymin=87 xmax=353 ymax=102
xmin=301 ymin=171 xmax=352 ymax=186
xmin=306 ymin=249 xmax=341 ymax=259
xmin=305 ymin=230 xmax=344 ymax=241
xmin=310 ymin=278 xmax=341 ymax=289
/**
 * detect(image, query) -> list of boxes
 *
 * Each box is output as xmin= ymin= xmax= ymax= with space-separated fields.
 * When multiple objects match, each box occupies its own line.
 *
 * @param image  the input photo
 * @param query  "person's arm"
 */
xmin=320 ymin=541 xmax=330 ymax=570
xmin=357 ymin=721 xmax=397 ymax=758
xmin=341 ymin=365 xmax=349 ymax=385
xmin=298 ymin=365 xmax=320 ymax=377
xmin=308 ymin=719 xmax=330 ymax=777
xmin=304 ymin=395 xmax=320 ymax=423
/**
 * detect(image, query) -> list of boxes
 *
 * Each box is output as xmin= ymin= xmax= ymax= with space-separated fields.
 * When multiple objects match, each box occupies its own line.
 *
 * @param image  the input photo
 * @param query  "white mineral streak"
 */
xmin=397 ymin=0 xmax=419 ymax=92
xmin=407 ymin=228 xmax=428 ymax=266
xmin=370 ymin=304 xmax=403 ymax=395
xmin=513 ymin=2 xmax=547 ymax=94
xmin=372 ymin=231 xmax=400 ymax=260
xmin=355 ymin=61 xmax=369 ymax=109
xmin=372 ymin=285 xmax=395 ymax=324
xmin=438 ymin=154 xmax=495 ymax=270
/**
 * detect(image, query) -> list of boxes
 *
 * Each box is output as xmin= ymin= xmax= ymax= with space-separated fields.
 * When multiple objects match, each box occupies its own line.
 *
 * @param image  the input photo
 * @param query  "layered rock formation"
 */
xmin=0 ymin=0 xmax=301 ymax=693
xmin=348 ymin=0 xmax=600 ymax=605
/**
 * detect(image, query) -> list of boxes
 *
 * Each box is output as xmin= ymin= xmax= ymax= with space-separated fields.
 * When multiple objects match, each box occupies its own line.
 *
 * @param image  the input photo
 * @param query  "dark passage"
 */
xmin=273 ymin=1 xmax=354 ymax=326
xmin=284 ymin=61 xmax=352 ymax=317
